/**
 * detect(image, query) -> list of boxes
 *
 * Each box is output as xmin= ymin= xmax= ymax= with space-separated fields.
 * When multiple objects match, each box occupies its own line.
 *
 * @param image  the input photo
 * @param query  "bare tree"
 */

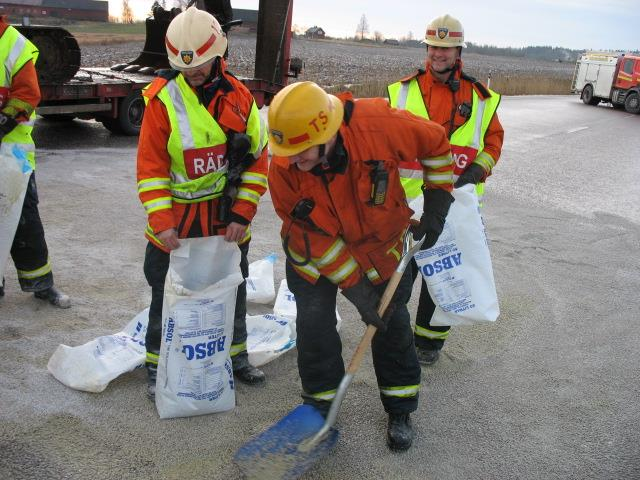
xmin=121 ymin=0 xmax=134 ymax=23
xmin=407 ymin=30 xmax=414 ymax=41
xmin=355 ymin=14 xmax=369 ymax=41
xmin=373 ymin=30 xmax=384 ymax=43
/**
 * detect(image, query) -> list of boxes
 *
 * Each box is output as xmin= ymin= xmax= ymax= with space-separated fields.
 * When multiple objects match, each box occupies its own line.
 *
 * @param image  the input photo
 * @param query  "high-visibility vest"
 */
xmin=0 ymin=25 xmax=38 ymax=169
xmin=143 ymin=73 xmax=265 ymax=203
xmin=388 ymin=76 xmax=500 ymax=202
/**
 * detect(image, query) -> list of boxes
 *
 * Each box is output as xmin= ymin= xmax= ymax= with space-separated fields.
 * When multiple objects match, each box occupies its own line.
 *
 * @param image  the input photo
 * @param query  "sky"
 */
xmin=108 ymin=0 xmax=639 ymax=51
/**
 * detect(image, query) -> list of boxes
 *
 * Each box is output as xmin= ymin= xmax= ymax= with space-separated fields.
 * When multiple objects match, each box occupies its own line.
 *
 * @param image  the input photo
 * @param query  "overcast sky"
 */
xmin=110 ymin=0 xmax=638 ymax=51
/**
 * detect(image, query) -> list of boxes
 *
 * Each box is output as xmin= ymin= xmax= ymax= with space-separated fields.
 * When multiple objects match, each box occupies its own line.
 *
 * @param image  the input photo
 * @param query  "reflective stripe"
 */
xmin=365 ymin=268 xmax=381 ymax=282
xmin=309 ymin=389 xmax=337 ymax=401
xmin=236 ymin=188 xmax=261 ymax=205
xmin=240 ymin=171 xmax=267 ymax=187
xmin=146 ymin=352 xmax=159 ymax=365
xmin=471 ymin=99 xmax=487 ymax=149
xmin=326 ymin=257 xmax=358 ymax=284
xmin=4 ymin=32 xmax=26 ymax=85
xmin=425 ymin=172 xmax=453 ymax=184
xmin=420 ymin=156 xmax=452 ymax=168
xmin=396 ymin=82 xmax=409 ymax=109
xmin=474 ymin=151 xmax=496 ymax=171
xmin=415 ymin=324 xmax=450 ymax=340
xmin=143 ymin=197 xmax=172 ymax=214
xmin=379 ymin=384 xmax=420 ymax=398
xmin=17 ymin=259 xmax=51 ymax=279
xmin=398 ymin=168 xmax=423 ymax=179
xmin=166 ymin=80 xmax=195 ymax=150
xmin=386 ymin=244 xmax=401 ymax=262
xmin=314 ymin=238 xmax=346 ymax=269
xmin=230 ymin=342 xmax=247 ymax=357
xmin=145 ymin=224 xmax=163 ymax=245
xmin=288 ymin=247 xmax=320 ymax=279
xmin=138 ymin=178 xmax=171 ymax=193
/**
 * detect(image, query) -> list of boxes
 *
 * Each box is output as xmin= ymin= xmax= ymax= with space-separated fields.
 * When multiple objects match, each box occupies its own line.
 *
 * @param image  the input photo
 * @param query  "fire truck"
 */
xmin=15 ymin=0 xmax=300 ymax=135
xmin=571 ymin=51 xmax=640 ymax=114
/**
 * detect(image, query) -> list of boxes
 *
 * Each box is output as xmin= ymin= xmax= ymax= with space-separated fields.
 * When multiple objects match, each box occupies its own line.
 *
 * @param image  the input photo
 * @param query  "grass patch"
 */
xmin=327 ymin=73 xmax=573 ymax=97
xmin=65 ymin=21 xmax=147 ymax=35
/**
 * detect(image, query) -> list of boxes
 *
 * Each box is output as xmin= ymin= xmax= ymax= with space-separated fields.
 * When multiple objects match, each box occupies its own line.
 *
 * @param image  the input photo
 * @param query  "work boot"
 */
xmin=417 ymin=347 xmax=440 ymax=366
xmin=146 ymin=364 xmax=158 ymax=401
xmin=34 ymin=286 xmax=71 ymax=308
xmin=386 ymin=413 xmax=413 ymax=451
xmin=232 ymin=355 xmax=265 ymax=385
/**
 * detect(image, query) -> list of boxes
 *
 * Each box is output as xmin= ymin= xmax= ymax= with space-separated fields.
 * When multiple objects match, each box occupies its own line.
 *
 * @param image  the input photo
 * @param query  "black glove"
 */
xmin=454 ymin=163 xmax=486 ymax=188
xmin=0 ymin=112 xmax=17 ymax=139
xmin=341 ymin=276 xmax=391 ymax=332
xmin=411 ymin=188 xmax=454 ymax=249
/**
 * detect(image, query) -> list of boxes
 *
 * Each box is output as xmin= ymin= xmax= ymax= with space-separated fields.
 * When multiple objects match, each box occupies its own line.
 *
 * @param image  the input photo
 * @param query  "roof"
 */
xmin=306 ymin=26 xmax=325 ymax=34
xmin=232 ymin=8 xmax=258 ymax=23
xmin=42 ymin=0 xmax=108 ymax=11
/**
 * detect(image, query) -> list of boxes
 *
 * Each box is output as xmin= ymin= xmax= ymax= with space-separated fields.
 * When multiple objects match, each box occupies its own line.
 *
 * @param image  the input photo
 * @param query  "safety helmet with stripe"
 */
xmin=424 ymin=14 xmax=466 ymax=48
xmin=165 ymin=6 xmax=227 ymax=70
xmin=268 ymin=81 xmax=344 ymax=157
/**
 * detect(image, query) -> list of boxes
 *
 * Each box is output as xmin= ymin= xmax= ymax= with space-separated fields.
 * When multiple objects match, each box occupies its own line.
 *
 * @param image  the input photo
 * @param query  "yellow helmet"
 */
xmin=268 ymin=81 xmax=344 ymax=157
xmin=165 ymin=6 xmax=227 ymax=70
xmin=424 ymin=14 xmax=466 ymax=48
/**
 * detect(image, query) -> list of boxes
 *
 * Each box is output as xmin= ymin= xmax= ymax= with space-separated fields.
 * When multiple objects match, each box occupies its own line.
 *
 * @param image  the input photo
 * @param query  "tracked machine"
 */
xmin=15 ymin=0 xmax=301 ymax=135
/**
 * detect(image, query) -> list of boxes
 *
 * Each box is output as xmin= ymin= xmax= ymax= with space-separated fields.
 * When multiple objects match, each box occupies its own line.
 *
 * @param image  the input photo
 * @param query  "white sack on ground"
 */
xmin=246 ymin=253 xmax=276 ymax=304
xmin=47 ymin=309 xmax=149 ymax=393
xmin=0 ymin=146 xmax=33 ymax=280
xmin=155 ymin=237 xmax=243 ymax=419
xmin=413 ymin=184 xmax=499 ymax=326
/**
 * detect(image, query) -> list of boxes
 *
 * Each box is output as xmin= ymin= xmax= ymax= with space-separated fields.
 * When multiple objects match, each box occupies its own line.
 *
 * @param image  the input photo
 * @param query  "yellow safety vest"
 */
xmin=0 ymin=25 xmax=38 ymax=169
xmin=388 ymin=76 xmax=500 ymax=202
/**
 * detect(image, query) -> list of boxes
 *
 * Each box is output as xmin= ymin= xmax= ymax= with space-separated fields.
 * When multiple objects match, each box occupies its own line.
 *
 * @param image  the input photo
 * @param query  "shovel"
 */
xmin=234 ymin=229 xmax=425 ymax=479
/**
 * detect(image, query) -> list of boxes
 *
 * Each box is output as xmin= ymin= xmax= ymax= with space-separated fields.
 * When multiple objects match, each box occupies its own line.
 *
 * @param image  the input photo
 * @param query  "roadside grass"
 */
xmin=327 ymin=74 xmax=573 ymax=97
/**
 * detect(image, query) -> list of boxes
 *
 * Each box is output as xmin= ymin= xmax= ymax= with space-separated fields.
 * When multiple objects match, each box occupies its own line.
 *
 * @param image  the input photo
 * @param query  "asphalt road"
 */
xmin=1 ymin=96 xmax=639 ymax=479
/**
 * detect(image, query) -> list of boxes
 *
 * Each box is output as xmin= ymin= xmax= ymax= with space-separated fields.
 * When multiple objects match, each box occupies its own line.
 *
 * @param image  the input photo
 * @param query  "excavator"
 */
xmin=15 ymin=0 xmax=301 ymax=135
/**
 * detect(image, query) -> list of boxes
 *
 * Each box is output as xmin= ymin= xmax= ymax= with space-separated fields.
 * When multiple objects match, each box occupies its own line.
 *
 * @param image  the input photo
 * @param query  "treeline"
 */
xmin=464 ymin=43 xmax=582 ymax=62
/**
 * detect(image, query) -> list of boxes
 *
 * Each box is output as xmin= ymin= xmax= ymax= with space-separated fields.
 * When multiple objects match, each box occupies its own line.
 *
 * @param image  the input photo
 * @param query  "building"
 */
xmin=384 ymin=39 xmax=399 ymax=46
xmin=231 ymin=8 xmax=258 ymax=33
xmin=305 ymin=26 xmax=325 ymax=39
xmin=0 ymin=0 xmax=108 ymax=22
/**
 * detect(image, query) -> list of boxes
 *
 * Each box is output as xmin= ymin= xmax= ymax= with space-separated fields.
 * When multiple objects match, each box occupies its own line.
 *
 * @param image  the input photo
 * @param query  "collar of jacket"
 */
xmin=310 ymin=133 xmax=348 ymax=176
xmin=196 ymin=71 xmax=233 ymax=106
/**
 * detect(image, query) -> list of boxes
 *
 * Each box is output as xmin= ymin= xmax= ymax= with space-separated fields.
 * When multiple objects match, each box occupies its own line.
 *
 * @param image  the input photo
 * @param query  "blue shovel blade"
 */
xmin=234 ymin=404 xmax=339 ymax=479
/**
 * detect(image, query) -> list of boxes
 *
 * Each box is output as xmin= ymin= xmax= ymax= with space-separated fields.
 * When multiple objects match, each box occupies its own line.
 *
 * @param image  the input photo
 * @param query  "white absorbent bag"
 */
xmin=246 ymin=253 xmax=276 ymax=304
xmin=0 ymin=146 xmax=33 ymax=280
xmin=413 ymin=184 xmax=499 ymax=326
xmin=47 ymin=309 xmax=149 ymax=393
xmin=155 ymin=237 xmax=244 ymax=419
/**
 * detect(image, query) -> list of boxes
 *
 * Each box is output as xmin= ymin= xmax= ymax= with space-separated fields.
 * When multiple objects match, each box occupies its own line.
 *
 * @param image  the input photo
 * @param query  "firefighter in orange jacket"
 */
xmin=268 ymin=81 xmax=454 ymax=451
xmin=0 ymin=17 xmax=70 ymax=307
xmin=388 ymin=14 xmax=504 ymax=365
xmin=136 ymin=7 xmax=268 ymax=399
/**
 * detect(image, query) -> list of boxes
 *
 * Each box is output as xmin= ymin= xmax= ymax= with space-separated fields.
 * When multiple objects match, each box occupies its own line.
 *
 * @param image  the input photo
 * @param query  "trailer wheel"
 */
xmin=581 ymin=85 xmax=599 ymax=106
xmin=624 ymin=92 xmax=640 ymax=114
xmin=117 ymin=90 xmax=145 ymax=135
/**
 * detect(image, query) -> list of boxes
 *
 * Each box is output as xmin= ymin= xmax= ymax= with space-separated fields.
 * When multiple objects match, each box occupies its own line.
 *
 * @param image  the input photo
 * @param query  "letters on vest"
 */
xmin=183 ymin=145 xmax=227 ymax=179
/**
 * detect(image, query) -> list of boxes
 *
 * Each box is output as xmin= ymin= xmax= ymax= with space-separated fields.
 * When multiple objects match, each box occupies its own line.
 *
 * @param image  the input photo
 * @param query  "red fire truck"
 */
xmin=571 ymin=51 xmax=640 ymax=114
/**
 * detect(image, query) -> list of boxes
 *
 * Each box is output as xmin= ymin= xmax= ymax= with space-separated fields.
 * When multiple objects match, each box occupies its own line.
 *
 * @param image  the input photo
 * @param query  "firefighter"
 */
xmin=0 ymin=16 xmax=70 ymax=308
xmin=388 ymin=14 xmax=504 ymax=365
xmin=136 ymin=7 xmax=269 ymax=399
xmin=267 ymin=81 xmax=454 ymax=451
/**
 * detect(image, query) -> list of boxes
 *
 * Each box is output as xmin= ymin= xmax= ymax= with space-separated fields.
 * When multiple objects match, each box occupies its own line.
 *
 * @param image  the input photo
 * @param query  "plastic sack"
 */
xmin=246 ymin=253 xmax=276 ymax=304
xmin=155 ymin=237 xmax=244 ymax=419
xmin=246 ymin=313 xmax=296 ymax=367
xmin=47 ymin=309 xmax=149 ymax=393
xmin=413 ymin=184 xmax=499 ymax=326
xmin=0 ymin=145 xmax=33 ymax=280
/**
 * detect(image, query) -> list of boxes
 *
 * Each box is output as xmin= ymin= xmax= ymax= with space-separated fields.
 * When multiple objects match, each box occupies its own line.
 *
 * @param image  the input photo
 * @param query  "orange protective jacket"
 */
xmin=269 ymin=95 xmax=453 ymax=289
xmin=411 ymin=59 xmax=504 ymax=175
xmin=137 ymin=67 xmax=268 ymax=251
xmin=0 ymin=19 xmax=40 ymax=120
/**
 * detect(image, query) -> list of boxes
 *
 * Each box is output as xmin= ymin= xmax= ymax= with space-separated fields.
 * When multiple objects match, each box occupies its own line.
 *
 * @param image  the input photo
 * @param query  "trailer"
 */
xmin=16 ymin=0 xmax=300 ymax=135
xmin=571 ymin=51 xmax=640 ymax=114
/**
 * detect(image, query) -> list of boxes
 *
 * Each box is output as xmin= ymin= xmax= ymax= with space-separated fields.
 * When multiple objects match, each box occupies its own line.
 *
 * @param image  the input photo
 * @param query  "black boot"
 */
xmin=34 ymin=286 xmax=71 ymax=308
xmin=417 ymin=347 xmax=440 ymax=366
xmin=387 ymin=413 xmax=413 ymax=451
xmin=232 ymin=355 xmax=265 ymax=385
xmin=146 ymin=363 xmax=158 ymax=401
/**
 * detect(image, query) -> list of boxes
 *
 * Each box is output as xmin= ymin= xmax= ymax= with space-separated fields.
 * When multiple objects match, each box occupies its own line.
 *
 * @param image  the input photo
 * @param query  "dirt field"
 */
xmin=79 ymin=33 xmax=575 ymax=90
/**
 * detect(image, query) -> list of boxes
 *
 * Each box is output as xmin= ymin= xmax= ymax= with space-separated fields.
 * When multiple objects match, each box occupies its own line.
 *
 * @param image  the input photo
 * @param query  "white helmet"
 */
xmin=424 ymin=14 xmax=466 ymax=48
xmin=165 ymin=6 xmax=227 ymax=70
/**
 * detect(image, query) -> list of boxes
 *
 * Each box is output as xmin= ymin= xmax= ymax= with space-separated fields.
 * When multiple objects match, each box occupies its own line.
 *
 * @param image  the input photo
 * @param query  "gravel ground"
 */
xmin=79 ymin=33 xmax=575 ymax=88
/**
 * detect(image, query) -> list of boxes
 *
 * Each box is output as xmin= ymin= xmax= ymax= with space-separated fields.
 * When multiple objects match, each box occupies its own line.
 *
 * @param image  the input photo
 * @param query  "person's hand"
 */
xmin=454 ymin=163 xmax=486 ymax=188
xmin=157 ymin=228 xmax=180 ymax=250
xmin=0 ymin=112 xmax=17 ymax=139
xmin=224 ymin=222 xmax=247 ymax=243
xmin=341 ymin=277 xmax=390 ymax=332
xmin=410 ymin=188 xmax=454 ymax=249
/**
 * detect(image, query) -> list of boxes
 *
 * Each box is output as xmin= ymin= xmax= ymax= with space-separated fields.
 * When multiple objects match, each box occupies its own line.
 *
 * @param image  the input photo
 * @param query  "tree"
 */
xmin=355 ymin=14 xmax=369 ymax=41
xmin=121 ymin=0 xmax=134 ymax=24
xmin=373 ymin=31 xmax=384 ymax=43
